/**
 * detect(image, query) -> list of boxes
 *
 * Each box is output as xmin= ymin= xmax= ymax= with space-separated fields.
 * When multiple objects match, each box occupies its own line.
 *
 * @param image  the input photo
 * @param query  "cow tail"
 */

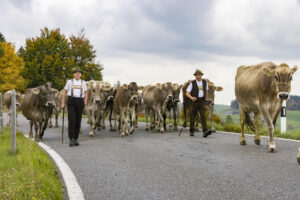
xmin=245 ymin=112 xmax=255 ymax=132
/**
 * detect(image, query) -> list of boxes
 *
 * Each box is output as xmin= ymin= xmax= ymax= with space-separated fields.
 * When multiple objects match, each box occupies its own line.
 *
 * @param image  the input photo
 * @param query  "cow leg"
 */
xmin=173 ymin=107 xmax=178 ymax=131
xmin=155 ymin=106 xmax=164 ymax=133
xmin=297 ymin=147 xmax=300 ymax=164
xmin=48 ymin=115 xmax=53 ymax=128
xmin=129 ymin=109 xmax=136 ymax=134
xmin=150 ymin=109 xmax=156 ymax=130
xmin=6 ymin=108 xmax=10 ymax=126
xmin=34 ymin=121 xmax=41 ymax=142
xmin=162 ymin=112 xmax=167 ymax=131
xmin=29 ymin=120 xmax=33 ymax=138
xmin=55 ymin=112 xmax=59 ymax=128
xmin=259 ymin=104 xmax=275 ymax=152
xmin=125 ymin=110 xmax=130 ymax=136
xmin=109 ymin=109 xmax=114 ymax=131
xmin=209 ymin=105 xmax=216 ymax=132
xmin=120 ymin=110 xmax=126 ymax=137
xmin=239 ymin=107 xmax=246 ymax=145
xmin=254 ymin=112 xmax=261 ymax=145
xmin=145 ymin=107 xmax=150 ymax=131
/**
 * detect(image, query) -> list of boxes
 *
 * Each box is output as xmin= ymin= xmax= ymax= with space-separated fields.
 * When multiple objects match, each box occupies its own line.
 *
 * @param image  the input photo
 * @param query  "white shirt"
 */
xmin=186 ymin=80 xmax=208 ymax=98
xmin=64 ymin=79 xmax=87 ymax=98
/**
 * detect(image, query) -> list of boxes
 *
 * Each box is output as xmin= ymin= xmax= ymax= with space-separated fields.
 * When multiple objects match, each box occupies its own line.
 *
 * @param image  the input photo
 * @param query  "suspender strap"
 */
xmin=71 ymin=79 xmax=83 ymax=98
xmin=71 ymin=79 xmax=74 ymax=97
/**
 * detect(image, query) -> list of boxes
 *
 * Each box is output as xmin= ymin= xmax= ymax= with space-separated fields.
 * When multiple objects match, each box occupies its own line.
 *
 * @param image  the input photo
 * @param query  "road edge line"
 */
xmin=22 ymin=133 xmax=85 ymax=200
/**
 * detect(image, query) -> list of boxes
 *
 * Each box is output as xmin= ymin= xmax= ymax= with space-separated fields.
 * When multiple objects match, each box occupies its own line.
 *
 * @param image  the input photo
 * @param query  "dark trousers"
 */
xmin=190 ymin=98 xmax=207 ymax=132
xmin=67 ymin=97 xmax=84 ymax=139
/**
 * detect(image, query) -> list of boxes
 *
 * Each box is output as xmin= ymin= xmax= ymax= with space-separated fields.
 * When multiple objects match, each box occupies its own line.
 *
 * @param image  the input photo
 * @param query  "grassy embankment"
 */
xmin=0 ymin=127 xmax=64 ymax=200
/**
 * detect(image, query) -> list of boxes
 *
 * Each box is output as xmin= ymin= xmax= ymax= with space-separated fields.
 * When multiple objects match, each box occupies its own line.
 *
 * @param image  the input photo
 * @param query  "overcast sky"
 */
xmin=1 ymin=0 xmax=300 ymax=105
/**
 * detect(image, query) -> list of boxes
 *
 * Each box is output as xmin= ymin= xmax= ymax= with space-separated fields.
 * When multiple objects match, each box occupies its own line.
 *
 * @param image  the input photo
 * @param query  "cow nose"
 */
xmin=47 ymin=101 xmax=54 ymax=106
xmin=206 ymin=100 xmax=213 ymax=104
xmin=279 ymin=93 xmax=289 ymax=100
xmin=94 ymin=99 xmax=101 ymax=104
xmin=109 ymin=96 xmax=114 ymax=100
xmin=174 ymin=99 xmax=180 ymax=103
xmin=133 ymin=95 xmax=138 ymax=100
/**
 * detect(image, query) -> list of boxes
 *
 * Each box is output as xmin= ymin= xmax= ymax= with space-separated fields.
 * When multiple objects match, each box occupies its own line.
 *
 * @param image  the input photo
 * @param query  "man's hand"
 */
xmin=190 ymin=97 xmax=197 ymax=102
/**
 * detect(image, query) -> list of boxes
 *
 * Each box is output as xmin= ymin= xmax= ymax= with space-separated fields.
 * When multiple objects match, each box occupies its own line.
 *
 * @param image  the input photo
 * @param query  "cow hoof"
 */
xmin=240 ymin=140 xmax=246 ymax=145
xmin=130 ymin=129 xmax=134 ymax=134
xmin=159 ymin=129 xmax=165 ymax=133
xmin=211 ymin=129 xmax=216 ymax=133
xmin=55 ymin=124 xmax=58 ymax=128
xmin=254 ymin=139 xmax=260 ymax=145
xmin=145 ymin=127 xmax=149 ymax=131
xmin=120 ymin=132 xmax=125 ymax=137
xmin=268 ymin=145 xmax=276 ymax=152
xmin=89 ymin=132 xmax=94 ymax=137
xmin=34 ymin=138 xmax=39 ymax=142
xmin=297 ymin=157 xmax=300 ymax=164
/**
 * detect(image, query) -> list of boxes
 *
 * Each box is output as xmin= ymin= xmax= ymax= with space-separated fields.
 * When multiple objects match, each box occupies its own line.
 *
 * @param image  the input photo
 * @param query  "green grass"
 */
xmin=0 ymin=127 xmax=64 ymax=200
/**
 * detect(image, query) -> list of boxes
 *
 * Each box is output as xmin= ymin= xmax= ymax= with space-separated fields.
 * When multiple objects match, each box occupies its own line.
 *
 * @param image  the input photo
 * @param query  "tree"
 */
xmin=0 ymin=42 xmax=26 ymax=93
xmin=69 ymin=29 xmax=103 ymax=81
xmin=19 ymin=27 xmax=75 ymax=90
xmin=0 ymin=32 xmax=5 ymax=57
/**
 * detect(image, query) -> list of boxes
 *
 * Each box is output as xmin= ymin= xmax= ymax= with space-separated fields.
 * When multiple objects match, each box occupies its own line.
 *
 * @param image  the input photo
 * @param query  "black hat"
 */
xmin=72 ymin=67 xmax=82 ymax=73
xmin=193 ymin=69 xmax=204 ymax=76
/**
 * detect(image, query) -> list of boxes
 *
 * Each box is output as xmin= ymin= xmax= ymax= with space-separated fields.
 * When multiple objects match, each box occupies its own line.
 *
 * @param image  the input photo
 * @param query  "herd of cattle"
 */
xmin=2 ymin=61 xmax=300 ymax=164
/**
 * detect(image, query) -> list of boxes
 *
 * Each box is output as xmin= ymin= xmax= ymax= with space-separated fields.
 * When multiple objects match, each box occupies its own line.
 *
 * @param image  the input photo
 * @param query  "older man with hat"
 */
xmin=61 ymin=67 xmax=87 ymax=147
xmin=185 ymin=69 xmax=212 ymax=137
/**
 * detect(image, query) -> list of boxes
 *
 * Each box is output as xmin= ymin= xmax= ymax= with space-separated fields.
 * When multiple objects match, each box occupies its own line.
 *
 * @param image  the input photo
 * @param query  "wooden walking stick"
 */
xmin=62 ymin=108 xmax=65 ymax=144
xmin=178 ymin=119 xmax=186 ymax=136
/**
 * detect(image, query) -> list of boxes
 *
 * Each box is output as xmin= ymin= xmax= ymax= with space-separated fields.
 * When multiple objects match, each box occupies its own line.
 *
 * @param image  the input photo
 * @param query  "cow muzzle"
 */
xmin=206 ymin=99 xmax=213 ymax=104
xmin=132 ymin=95 xmax=138 ymax=100
xmin=94 ymin=99 xmax=101 ymax=104
xmin=108 ymin=96 xmax=114 ymax=100
xmin=174 ymin=99 xmax=180 ymax=103
xmin=167 ymin=95 xmax=173 ymax=101
xmin=46 ymin=101 xmax=55 ymax=107
xmin=277 ymin=92 xmax=290 ymax=100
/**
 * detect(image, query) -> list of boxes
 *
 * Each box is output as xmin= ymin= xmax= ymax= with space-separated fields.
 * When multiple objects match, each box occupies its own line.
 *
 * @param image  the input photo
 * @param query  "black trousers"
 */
xmin=190 ymin=98 xmax=207 ymax=132
xmin=67 ymin=97 xmax=84 ymax=139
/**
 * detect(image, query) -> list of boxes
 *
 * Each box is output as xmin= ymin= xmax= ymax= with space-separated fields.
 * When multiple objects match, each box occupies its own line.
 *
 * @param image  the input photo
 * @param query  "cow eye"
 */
xmin=289 ymin=76 xmax=293 ymax=81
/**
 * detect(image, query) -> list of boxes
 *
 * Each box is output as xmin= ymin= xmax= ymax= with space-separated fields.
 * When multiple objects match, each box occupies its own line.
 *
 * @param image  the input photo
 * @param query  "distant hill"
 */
xmin=230 ymin=95 xmax=300 ymax=111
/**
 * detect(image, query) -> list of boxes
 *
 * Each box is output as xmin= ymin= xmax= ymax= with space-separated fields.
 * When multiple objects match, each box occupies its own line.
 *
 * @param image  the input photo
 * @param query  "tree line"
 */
xmin=0 ymin=28 xmax=103 ymax=93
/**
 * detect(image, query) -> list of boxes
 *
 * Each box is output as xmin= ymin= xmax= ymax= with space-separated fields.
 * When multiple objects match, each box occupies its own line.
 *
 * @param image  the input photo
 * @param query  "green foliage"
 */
xmin=226 ymin=115 xmax=233 ymax=124
xmin=0 ymin=127 xmax=63 ymax=200
xmin=20 ymin=27 xmax=103 ymax=90
xmin=69 ymin=29 xmax=103 ymax=81
xmin=0 ymin=32 xmax=5 ymax=42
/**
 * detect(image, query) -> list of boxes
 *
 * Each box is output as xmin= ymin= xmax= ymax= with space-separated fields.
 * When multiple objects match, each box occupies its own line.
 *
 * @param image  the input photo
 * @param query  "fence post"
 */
xmin=0 ymin=93 xmax=3 ymax=134
xmin=281 ymin=100 xmax=286 ymax=134
xmin=11 ymin=89 xmax=16 ymax=154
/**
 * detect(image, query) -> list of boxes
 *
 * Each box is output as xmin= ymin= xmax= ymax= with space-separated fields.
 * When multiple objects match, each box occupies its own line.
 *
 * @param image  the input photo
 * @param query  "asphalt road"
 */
xmin=13 ymin=114 xmax=300 ymax=200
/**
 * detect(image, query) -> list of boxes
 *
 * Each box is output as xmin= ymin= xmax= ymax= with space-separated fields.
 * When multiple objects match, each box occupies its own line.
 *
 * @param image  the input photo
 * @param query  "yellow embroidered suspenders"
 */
xmin=71 ymin=79 xmax=83 ymax=97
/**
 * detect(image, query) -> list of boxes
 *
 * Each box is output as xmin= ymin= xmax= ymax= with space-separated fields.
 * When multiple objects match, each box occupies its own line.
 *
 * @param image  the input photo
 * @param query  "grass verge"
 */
xmin=0 ymin=127 xmax=64 ymax=200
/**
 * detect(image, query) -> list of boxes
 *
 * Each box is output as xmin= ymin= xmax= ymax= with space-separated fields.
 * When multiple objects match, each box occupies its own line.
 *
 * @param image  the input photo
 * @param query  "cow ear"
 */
xmin=32 ymin=88 xmax=40 ymax=94
xmin=291 ymin=65 xmax=298 ymax=74
xmin=262 ymin=66 xmax=275 ymax=76
xmin=216 ymin=87 xmax=223 ymax=92
xmin=122 ymin=84 xmax=128 ymax=89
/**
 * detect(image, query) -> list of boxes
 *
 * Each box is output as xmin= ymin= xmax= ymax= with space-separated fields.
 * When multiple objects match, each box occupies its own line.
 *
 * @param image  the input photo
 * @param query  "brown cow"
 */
xmin=48 ymin=88 xmax=62 ymax=128
xmin=164 ymin=83 xmax=182 ymax=131
xmin=99 ymin=82 xmax=117 ymax=131
xmin=84 ymin=80 xmax=104 ymax=136
xmin=182 ymin=79 xmax=222 ymax=132
xmin=21 ymin=83 xmax=55 ymax=141
xmin=235 ymin=62 xmax=297 ymax=152
xmin=113 ymin=82 xmax=139 ymax=136
xmin=143 ymin=83 xmax=173 ymax=133
xmin=3 ymin=90 xmax=21 ymax=126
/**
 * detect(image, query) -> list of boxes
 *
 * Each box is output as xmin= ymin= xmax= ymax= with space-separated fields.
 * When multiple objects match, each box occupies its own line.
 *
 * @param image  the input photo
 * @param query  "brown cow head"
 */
xmin=263 ymin=63 xmax=298 ymax=100
xmin=161 ymin=82 xmax=174 ymax=102
xmin=127 ymin=82 xmax=139 ymax=105
xmin=173 ymin=83 xmax=182 ymax=104
xmin=90 ymin=81 xmax=103 ymax=104
xmin=207 ymin=81 xmax=223 ymax=105
xmin=32 ymin=82 xmax=55 ymax=107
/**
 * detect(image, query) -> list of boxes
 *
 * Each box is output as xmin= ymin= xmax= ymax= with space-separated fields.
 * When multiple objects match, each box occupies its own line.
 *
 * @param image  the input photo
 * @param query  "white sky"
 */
xmin=1 ymin=0 xmax=300 ymax=105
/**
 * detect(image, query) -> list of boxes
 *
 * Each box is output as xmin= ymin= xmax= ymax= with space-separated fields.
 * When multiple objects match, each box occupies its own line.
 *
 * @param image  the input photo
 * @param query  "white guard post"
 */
xmin=281 ymin=100 xmax=286 ymax=134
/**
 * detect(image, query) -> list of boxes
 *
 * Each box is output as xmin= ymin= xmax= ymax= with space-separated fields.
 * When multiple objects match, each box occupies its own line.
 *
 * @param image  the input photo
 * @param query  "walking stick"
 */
xmin=62 ymin=108 xmax=65 ymax=144
xmin=178 ymin=119 xmax=186 ymax=136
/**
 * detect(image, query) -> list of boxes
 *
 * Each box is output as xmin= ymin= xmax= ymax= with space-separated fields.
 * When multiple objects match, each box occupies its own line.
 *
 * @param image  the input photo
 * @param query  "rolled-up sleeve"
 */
xmin=64 ymin=80 xmax=70 ymax=91
xmin=83 ymin=81 xmax=87 ymax=92
xmin=186 ymin=82 xmax=193 ymax=93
